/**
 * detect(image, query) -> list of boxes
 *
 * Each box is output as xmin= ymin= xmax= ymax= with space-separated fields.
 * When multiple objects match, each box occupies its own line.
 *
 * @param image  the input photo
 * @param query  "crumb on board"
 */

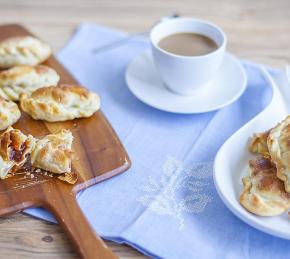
xmin=58 ymin=172 xmax=78 ymax=185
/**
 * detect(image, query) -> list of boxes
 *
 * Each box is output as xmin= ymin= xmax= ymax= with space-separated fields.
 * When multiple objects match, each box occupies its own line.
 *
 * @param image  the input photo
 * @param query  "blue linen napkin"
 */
xmin=25 ymin=24 xmax=290 ymax=259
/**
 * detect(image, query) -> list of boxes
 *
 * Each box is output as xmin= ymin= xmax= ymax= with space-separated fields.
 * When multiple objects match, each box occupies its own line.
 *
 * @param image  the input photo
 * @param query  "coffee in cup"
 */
xmin=150 ymin=18 xmax=227 ymax=95
xmin=158 ymin=32 xmax=218 ymax=57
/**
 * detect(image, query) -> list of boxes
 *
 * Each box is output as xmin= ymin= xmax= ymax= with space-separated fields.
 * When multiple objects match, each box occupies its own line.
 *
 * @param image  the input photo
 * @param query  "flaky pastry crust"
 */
xmin=0 ymin=36 xmax=52 ymax=68
xmin=20 ymin=84 xmax=100 ymax=122
xmin=0 ymin=98 xmax=21 ymax=130
xmin=268 ymin=116 xmax=290 ymax=192
xmin=240 ymin=157 xmax=290 ymax=216
xmin=249 ymin=130 xmax=270 ymax=157
xmin=31 ymin=129 xmax=73 ymax=174
xmin=0 ymin=65 xmax=59 ymax=101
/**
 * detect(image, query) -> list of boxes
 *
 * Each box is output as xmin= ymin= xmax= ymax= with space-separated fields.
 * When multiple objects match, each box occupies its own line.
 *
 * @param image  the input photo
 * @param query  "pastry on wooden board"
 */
xmin=0 ymin=98 xmax=21 ymax=130
xmin=0 ymin=127 xmax=35 ymax=179
xmin=31 ymin=129 xmax=73 ymax=175
xmin=0 ymin=36 xmax=52 ymax=68
xmin=0 ymin=35 xmax=97 ymax=185
xmin=20 ymin=84 xmax=100 ymax=122
xmin=240 ymin=157 xmax=290 ymax=216
xmin=0 ymin=128 xmax=76 ymax=184
xmin=0 ymin=65 xmax=60 ymax=101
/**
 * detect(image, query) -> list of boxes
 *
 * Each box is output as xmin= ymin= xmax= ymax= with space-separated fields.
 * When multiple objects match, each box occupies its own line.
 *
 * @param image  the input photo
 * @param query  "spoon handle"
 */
xmin=92 ymin=13 xmax=180 ymax=54
xmin=92 ymin=31 xmax=149 ymax=55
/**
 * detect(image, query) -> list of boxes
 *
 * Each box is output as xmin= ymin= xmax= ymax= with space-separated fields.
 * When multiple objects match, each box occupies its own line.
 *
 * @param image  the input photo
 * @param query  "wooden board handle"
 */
xmin=0 ymin=193 xmax=35 ymax=217
xmin=41 ymin=182 xmax=118 ymax=259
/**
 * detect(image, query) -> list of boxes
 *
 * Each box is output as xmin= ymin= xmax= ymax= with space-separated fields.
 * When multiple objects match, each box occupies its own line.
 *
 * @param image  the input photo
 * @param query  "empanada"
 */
xmin=0 ymin=127 xmax=35 ymax=179
xmin=31 ymin=129 xmax=73 ymax=174
xmin=0 ymin=98 xmax=21 ymax=130
xmin=249 ymin=130 xmax=270 ymax=157
xmin=268 ymin=116 xmax=290 ymax=192
xmin=0 ymin=36 xmax=52 ymax=68
xmin=240 ymin=157 xmax=290 ymax=216
xmin=20 ymin=84 xmax=100 ymax=122
xmin=0 ymin=65 xmax=60 ymax=101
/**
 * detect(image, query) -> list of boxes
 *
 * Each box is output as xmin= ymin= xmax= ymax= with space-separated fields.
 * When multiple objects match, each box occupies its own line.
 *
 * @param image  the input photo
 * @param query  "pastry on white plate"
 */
xmin=20 ymin=84 xmax=100 ymax=122
xmin=240 ymin=157 xmax=290 ymax=216
xmin=268 ymin=116 xmax=290 ymax=192
xmin=248 ymin=130 xmax=270 ymax=157
xmin=0 ymin=65 xmax=60 ymax=101
xmin=0 ymin=36 xmax=52 ymax=68
xmin=0 ymin=98 xmax=21 ymax=130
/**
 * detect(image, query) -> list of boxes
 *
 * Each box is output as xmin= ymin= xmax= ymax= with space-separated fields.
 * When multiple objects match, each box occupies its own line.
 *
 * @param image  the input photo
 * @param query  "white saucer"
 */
xmin=125 ymin=51 xmax=247 ymax=114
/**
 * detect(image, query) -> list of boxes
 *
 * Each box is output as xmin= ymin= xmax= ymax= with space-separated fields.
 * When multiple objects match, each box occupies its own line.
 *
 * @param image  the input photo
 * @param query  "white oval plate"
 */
xmin=125 ymin=51 xmax=247 ymax=114
xmin=214 ymin=66 xmax=290 ymax=239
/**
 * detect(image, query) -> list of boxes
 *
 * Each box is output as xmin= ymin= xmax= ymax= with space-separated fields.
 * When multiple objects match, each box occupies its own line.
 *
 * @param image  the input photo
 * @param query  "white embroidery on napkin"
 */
xmin=137 ymin=157 xmax=213 ymax=230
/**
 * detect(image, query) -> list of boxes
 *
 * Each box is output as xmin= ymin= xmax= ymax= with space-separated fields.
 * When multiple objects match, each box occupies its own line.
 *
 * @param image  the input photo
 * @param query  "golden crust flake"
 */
xmin=58 ymin=172 xmax=78 ymax=185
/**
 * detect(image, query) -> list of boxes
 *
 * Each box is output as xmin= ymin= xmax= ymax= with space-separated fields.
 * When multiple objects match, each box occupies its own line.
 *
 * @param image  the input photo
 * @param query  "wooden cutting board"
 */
xmin=0 ymin=24 xmax=131 ymax=259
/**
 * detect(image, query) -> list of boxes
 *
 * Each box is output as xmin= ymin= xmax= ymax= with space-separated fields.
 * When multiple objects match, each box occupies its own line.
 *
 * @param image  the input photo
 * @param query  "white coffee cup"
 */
xmin=150 ymin=17 xmax=227 ymax=95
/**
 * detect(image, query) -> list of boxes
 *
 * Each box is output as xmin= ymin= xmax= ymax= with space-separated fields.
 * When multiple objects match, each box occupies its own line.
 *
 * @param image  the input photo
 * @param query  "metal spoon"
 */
xmin=92 ymin=13 xmax=180 ymax=54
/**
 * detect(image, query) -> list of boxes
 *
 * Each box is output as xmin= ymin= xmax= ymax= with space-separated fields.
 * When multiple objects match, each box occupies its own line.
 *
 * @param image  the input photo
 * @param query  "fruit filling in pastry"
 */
xmin=0 ymin=127 xmax=35 ymax=179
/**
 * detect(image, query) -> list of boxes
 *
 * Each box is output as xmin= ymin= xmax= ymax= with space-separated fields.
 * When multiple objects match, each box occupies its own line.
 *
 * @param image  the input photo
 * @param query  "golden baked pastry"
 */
xmin=31 ymin=129 xmax=73 ymax=174
xmin=240 ymin=157 xmax=290 ymax=216
xmin=0 ymin=127 xmax=35 ymax=179
xmin=0 ymin=98 xmax=21 ymax=130
xmin=249 ymin=130 xmax=270 ymax=157
xmin=268 ymin=116 xmax=290 ymax=192
xmin=0 ymin=36 xmax=52 ymax=68
xmin=0 ymin=65 xmax=60 ymax=101
xmin=20 ymin=84 xmax=100 ymax=122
